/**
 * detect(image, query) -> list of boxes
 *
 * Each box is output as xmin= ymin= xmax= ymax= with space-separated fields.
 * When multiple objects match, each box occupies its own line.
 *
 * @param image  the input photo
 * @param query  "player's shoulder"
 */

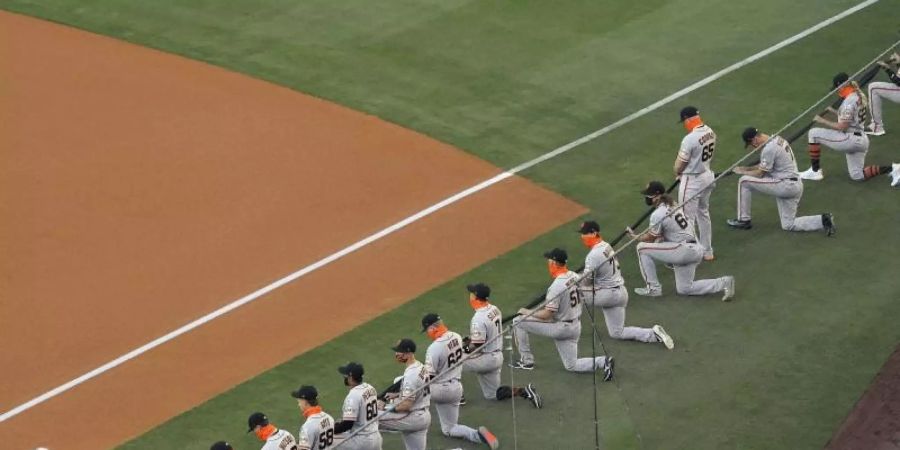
xmin=650 ymin=204 xmax=668 ymax=221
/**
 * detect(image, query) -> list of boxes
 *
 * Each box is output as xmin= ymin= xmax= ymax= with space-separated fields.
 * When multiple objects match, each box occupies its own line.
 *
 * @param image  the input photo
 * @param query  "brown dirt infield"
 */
xmin=0 ymin=12 xmax=586 ymax=449
xmin=825 ymin=344 xmax=900 ymax=450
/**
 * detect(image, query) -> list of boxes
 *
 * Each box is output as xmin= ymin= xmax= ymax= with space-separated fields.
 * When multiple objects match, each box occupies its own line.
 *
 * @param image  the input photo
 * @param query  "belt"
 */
xmin=853 ymin=132 xmax=862 ymax=136
xmin=683 ymin=239 xmax=697 ymax=244
xmin=561 ymin=319 xmax=576 ymax=323
xmin=785 ymin=177 xmax=798 ymax=181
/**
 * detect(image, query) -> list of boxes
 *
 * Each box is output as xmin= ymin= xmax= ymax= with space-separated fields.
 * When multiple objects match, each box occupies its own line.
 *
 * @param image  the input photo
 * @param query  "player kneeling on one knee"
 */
xmin=377 ymin=339 xmax=431 ymax=450
xmin=510 ymin=248 xmax=614 ymax=380
xmin=334 ymin=362 xmax=382 ymax=450
xmin=628 ymin=181 xmax=735 ymax=301
xmin=800 ymin=72 xmax=899 ymax=185
xmin=421 ymin=313 xmax=499 ymax=449
xmin=865 ymin=52 xmax=900 ymax=138
xmin=460 ymin=283 xmax=542 ymax=408
xmin=571 ymin=220 xmax=674 ymax=349
xmin=727 ymin=127 xmax=836 ymax=236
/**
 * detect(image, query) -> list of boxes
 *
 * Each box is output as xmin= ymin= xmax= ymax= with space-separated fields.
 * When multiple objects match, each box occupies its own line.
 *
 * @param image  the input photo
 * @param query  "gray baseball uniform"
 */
xmin=379 ymin=362 xmax=431 ymax=450
xmin=462 ymin=304 xmax=504 ymax=400
xmin=808 ymin=92 xmax=870 ymax=180
xmin=737 ymin=136 xmax=824 ymax=232
xmin=636 ymin=204 xmax=730 ymax=295
xmin=579 ymin=241 xmax=656 ymax=342
xmin=260 ymin=429 xmax=298 ymax=450
xmin=335 ymin=383 xmax=382 ymax=450
xmin=425 ymin=331 xmax=482 ymax=443
xmin=868 ymin=80 xmax=900 ymax=130
xmin=513 ymin=271 xmax=609 ymax=372
xmin=678 ymin=123 xmax=716 ymax=257
xmin=298 ymin=410 xmax=335 ymax=450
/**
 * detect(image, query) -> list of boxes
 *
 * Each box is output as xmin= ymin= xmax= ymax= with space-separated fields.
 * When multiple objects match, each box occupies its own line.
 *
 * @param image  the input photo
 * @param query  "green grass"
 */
xmin=3 ymin=0 xmax=900 ymax=449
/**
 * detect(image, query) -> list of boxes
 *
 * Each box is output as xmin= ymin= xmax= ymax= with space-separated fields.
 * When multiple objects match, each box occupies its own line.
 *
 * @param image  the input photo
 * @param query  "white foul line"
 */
xmin=0 ymin=0 xmax=879 ymax=423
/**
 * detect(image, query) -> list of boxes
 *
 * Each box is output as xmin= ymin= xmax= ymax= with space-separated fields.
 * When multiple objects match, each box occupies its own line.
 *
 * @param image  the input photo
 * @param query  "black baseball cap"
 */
xmin=742 ymin=127 xmax=759 ymax=147
xmin=210 ymin=442 xmax=233 ymax=450
xmin=291 ymin=385 xmax=318 ymax=401
xmin=391 ymin=338 xmax=416 ymax=353
xmin=678 ymin=106 xmax=700 ymax=122
xmin=466 ymin=283 xmax=491 ymax=300
xmin=247 ymin=412 xmax=269 ymax=432
xmin=578 ymin=220 xmax=600 ymax=234
xmin=421 ymin=313 xmax=441 ymax=332
xmin=338 ymin=362 xmax=365 ymax=379
xmin=832 ymin=72 xmax=849 ymax=89
xmin=641 ymin=180 xmax=666 ymax=196
xmin=543 ymin=248 xmax=568 ymax=264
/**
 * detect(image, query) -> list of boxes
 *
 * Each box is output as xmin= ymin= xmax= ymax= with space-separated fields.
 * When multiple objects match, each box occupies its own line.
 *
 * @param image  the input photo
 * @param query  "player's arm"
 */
xmin=464 ymin=321 xmax=485 ymax=353
xmin=673 ymin=154 xmax=689 ymax=175
xmin=626 ymin=226 xmax=659 ymax=243
xmin=734 ymin=164 xmax=765 ymax=177
xmin=377 ymin=380 xmax=402 ymax=401
xmin=813 ymin=113 xmax=849 ymax=131
xmin=334 ymin=398 xmax=357 ymax=434
xmin=518 ymin=306 xmax=554 ymax=321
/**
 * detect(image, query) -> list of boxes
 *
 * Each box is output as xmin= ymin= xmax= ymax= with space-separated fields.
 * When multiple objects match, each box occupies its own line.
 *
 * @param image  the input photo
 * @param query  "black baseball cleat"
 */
xmin=726 ymin=218 xmax=752 ymax=229
xmin=509 ymin=360 xmax=535 ymax=370
xmin=524 ymin=383 xmax=543 ymax=408
xmin=822 ymin=213 xmax=836 ymax=237
xmin=459 ymin=395 xmax=466 ymax=406
xmin=602 ymin=357 xmax=615 ymax=382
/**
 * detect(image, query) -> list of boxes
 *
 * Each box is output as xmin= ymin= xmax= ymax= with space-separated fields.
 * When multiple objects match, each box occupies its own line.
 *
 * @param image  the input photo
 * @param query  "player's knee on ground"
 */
xmin=608 ymin=327 xmax=625 ymax=340
xmin=495 ymin=386 xmax=512 ymax=400
xmin=675 ymin=282 xmax=695 ymax=295
xmin=850 ymin=171 xmax=865 ymax=181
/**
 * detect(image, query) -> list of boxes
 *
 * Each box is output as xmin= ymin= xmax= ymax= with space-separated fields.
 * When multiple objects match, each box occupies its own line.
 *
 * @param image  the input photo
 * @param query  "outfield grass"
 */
xmin=3 ymin=0 xmax=899 ymax=449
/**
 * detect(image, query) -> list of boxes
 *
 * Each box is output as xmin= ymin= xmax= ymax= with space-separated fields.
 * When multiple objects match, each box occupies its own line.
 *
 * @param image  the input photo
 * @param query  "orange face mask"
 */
xmin=427 ymin=323 xmax=448 ymax=341
xmin=469 ymin=297 xmax=487 ymax=310
xmin=838 ymin=85 xmax=855 ymax=98
xmin=255 ymin=424 xmax=276 ymax=441
xmin=547 ymin=261 xmax=568 ymax=278
xmin=683 ymin=116 xmax=703 ymax=131
xmin=581 ymin=234 xmax=601 ymax=248
xmin=303 ymin=405 xmax=322 ymax=418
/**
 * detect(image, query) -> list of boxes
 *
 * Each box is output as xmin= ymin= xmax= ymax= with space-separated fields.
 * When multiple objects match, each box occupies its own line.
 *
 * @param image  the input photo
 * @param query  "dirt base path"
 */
xmin=825 ymin=344 xmax=900 ymax=450
xmin=0 ymin=11 xmax=586 ymax=449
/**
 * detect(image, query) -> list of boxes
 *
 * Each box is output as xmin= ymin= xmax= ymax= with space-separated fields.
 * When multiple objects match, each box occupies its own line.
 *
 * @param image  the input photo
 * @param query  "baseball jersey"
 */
xmin=260 ymin=429 xmax=298 ymax=450
xmin=341 ymin=383 xmax=379 ymax=435
xmin=677 ymin=124 xmax=717 ymax=174
xmin=398 ymin=361 xmax=430 ymax=410
xmin=544 ymin=271 xmax=582 ymax=322
xmin=582 ymin=241 xmax=624 ymax=289
xmin=758 ymin=136 xmax=798 ymax=180
xmin=838 ymin=92 xmax=866 ymax=132
xmin=426 ymin=331 xmax=466 ymax=382
xmin=470 ymin=304 xmax=503 ymax=353
xmin=649 ymin=203 xmax=695 ymax=243
xmin=298 ymin=410 xmax=335 ymax=450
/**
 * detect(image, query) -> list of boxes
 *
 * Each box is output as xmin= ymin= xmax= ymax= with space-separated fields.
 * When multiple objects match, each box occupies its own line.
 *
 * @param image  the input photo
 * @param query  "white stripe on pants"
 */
xmin=636 ymin=241 xmax=728 ymax=295
xmin=868 ymin=81 xmax=900 ymax=128
xmin=737 ymin=176 xmax=823 ymax=231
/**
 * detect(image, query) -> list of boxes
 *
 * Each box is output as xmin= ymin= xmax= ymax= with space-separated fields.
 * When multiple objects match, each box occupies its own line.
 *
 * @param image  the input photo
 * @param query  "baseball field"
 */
xmin=1 ymin=1 xmax=899 ymax=449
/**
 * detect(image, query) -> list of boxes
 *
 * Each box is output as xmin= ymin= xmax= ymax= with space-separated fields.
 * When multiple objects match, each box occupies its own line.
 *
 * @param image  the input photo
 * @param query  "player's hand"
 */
xmin=825 ymin=106 xmax=838 ymax=115
xmin=813 ymin=115 xmax=826 ymax=124
xmin=625 ymin=226 xmax=637 ymax=238
xmin=384 ymin=392 xmax=399 ymax=400
xmin=878 ymin=60 xmax=890 ymax=69
xmin=733 ymin=167 xmax=746 ymax=175
xmin=517 ymin=307 xmax=530 ymax=316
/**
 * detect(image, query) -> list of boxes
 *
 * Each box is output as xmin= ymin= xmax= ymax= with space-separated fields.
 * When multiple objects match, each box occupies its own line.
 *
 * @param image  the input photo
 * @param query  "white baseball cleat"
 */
xmin=722 ymin=276 xmax=736 ymax=302
xmin=652 ymin=324 xmax=675 ymax=350
xmin=866 ymin=123 xmax=885 ymax=136
xmin=799 ymin=167 xmax=824 ymax=181
xmin=891 ymin=163 xmax=900 ymax=187
xmin=634 ymin=286 xmax=662 ymax=297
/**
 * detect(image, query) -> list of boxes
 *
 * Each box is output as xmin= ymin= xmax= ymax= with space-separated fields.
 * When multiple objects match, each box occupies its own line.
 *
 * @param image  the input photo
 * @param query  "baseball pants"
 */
xmin=463 ymin=351 xmax=503 ymax=400
xmin=868 ymin=81 xmax=900 ymax=129
xmin=636 ymin=242 xmax=728 ymax=295
xmin=580 ymin=286 xmax=656 ymax=342
xmin=512 ymin=317 xmax=607 ymax=372
xmin=429 ymin=380 xmax=482 ymax=443
xmin=679 ymin=171 xmax=715 ymax=257
xmin=379 ymin=409 xmax=430 ymax=450
xmin=808 ymin=127 xmax=869 ymax=180
xmin=334 ymin=430 xmax=382 ymax=450
xmin=737 ymin=176 xmax=823 ymax=231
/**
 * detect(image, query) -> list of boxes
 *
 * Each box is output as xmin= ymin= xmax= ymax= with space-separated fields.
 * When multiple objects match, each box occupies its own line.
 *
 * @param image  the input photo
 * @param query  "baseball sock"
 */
xmin=863 ymin=165 xmax=890 ymax=179
xmin=808 ymin=144 xmax=821 ymax=171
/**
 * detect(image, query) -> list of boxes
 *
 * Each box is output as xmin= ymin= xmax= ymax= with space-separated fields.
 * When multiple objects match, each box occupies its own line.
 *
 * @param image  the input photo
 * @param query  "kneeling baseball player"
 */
xmin=574 ymin=220 xmax=674 ymax=349
xmin=378 ymin=339 xmax=431 ymax=450
xmin=866 ymin=52 xmax=900 ymax=137
xmin=422 ymin=313 xmax=500 ymax=449
xmin=629 ymin=181 xmax=735 ymax=300
xmin=292 ymin=385 xmax=335 ymax=450
xmin=727 ymin=127 xmax=836 ymax=235
xmin=334 ymin=362 xmax=382 ymax=450
xmin=461 ymin=283 xmax=542 ymax=407
xmin=511 ymin=248 xmax=614 ymax=379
